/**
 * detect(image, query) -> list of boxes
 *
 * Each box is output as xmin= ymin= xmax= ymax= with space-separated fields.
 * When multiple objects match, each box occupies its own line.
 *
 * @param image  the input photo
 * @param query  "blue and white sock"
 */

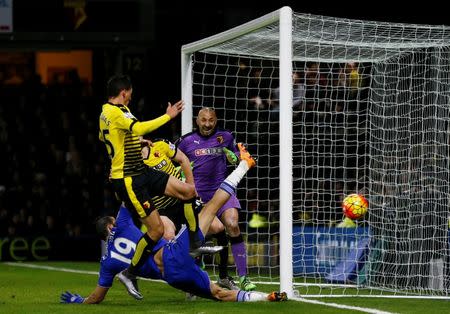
xmin=236 ymin=290 xmax=267 ymax=302
xmin=221 ymin=161 xmax=249 ymax=194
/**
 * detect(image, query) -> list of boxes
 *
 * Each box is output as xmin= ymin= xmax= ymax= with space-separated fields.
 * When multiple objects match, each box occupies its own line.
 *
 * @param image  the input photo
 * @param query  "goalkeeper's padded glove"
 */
xmin=223 ymin=147 xmax=238 ymax=165
xmin=60 ymin=291 xmax=85 ymax=304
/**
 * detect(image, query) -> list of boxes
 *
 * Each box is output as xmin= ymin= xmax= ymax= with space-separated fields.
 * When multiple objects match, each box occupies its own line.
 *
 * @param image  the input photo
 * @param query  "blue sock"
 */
xmin=219 ymin=181 xmax=235 ymax=196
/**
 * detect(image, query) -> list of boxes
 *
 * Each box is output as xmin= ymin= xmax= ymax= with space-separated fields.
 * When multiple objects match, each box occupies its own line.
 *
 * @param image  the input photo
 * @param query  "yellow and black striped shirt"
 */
xmin=142 ymin=139 xmax=181 ymax=210
xmin=99 ymin=102 xmax=170 ymax=179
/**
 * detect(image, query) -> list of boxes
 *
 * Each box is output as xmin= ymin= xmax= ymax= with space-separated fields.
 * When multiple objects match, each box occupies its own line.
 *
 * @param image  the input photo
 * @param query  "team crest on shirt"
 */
xmin=143 ymin=201 xmax=151 ymax=209
xmin=216 ymin=136 xmax=224 ymax=144
xmin=153 ymin=151 xmax=160 ymax=158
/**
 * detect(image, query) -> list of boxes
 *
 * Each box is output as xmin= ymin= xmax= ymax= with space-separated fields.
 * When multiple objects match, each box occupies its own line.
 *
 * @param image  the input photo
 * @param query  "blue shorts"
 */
xmin=162 ymin=226 xmax=213 ymax=299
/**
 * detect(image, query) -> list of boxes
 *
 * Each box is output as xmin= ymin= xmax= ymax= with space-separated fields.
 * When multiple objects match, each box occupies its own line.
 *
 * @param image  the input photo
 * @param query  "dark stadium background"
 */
xmin=0 ymin=0 xmax=445 ymax=261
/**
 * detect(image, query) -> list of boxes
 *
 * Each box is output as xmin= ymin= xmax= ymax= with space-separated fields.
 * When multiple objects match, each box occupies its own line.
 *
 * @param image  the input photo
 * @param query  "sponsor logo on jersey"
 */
xmin=194 ymin=147 xmax=223 ymax=156
xmin=194 ymin=140 xmax=200 ymax=144
xmin=153 ymin=159 xmax=167 ymax=170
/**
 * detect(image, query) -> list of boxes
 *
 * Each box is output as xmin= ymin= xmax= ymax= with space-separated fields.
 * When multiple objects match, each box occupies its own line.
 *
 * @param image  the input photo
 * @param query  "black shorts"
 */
xmin=159 ymin=199 xmax=204 ymax=232
xmin=159 ymin=202 xmax=185 ymax=232
xmin=111 ymin=167 xmax=170 ymax=218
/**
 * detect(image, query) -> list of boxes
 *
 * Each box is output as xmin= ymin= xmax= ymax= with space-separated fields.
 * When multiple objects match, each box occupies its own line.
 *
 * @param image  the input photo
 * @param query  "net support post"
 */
xmin=181 ymin=52 xmax=193 ymax=134
xmin=279 ymin=5 xmax=294 ymax=298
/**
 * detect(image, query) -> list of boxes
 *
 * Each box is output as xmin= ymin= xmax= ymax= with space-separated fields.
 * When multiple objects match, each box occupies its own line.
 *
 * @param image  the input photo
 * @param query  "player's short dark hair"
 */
xmin=95 ymin=216 xmax=114 ymax=241
xmin=106 ymin=75 xmax=132 ymax=98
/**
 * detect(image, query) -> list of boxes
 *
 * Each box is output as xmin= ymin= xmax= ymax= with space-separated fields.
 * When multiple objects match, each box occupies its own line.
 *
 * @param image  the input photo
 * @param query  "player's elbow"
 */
xmin=178 ymin=154 xmax=191 ymax=166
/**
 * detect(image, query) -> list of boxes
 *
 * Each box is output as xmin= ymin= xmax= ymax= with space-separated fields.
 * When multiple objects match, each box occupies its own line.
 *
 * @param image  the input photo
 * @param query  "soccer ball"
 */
xmin=342 ymin=194 xmax=368 ymax=220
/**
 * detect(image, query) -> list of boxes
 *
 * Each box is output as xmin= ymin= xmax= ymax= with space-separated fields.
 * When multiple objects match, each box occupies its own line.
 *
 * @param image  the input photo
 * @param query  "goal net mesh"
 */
xmin=187 ymin=12 xmax=450 ymax=296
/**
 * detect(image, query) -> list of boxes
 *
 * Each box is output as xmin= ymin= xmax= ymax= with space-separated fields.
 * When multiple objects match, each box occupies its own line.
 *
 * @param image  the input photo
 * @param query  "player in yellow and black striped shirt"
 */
xmin=141 ymin=138 xmax=208 ymax=240
xmin=99 ymin=75 xmax=198 ymax=299
xmin=142 ymin=139 xmax=186 ymax=212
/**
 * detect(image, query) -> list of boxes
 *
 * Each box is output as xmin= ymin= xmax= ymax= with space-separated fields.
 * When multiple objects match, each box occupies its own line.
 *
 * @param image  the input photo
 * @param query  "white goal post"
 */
xmin=181 ymin=6 xmax=450 ymax=299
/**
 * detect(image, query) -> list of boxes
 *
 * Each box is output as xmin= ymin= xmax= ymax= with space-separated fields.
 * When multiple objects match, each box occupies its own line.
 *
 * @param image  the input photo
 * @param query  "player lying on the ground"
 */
xmin=60 ymin=144 xmax=287 ymax=304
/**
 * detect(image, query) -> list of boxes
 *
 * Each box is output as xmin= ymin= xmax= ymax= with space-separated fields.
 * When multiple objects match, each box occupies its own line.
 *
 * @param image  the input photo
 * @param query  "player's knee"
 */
xmin=163 ymin=228 xmax=175 ymax=240
xmin=209 ymin=222 xmax=225 ymax=234
xmin=225 ymin=223 xmax=240 ymax=236
xmin=148 ymin=222 xmax=164 ymax=239
xmin=161 ymin=217 xmax=176 ymax=240
xmin=179 ymin=183 xmax=196 ymax=200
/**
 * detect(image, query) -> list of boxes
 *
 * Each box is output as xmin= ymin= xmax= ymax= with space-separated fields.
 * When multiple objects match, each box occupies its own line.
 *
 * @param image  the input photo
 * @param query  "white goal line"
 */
xmin=291 ymin=296 xmax=397 ymax=314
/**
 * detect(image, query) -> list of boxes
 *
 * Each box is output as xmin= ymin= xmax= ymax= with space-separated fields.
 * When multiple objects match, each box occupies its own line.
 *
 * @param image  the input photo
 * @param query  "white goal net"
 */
xmin=181 ymin=7 xmax=450 ymax=298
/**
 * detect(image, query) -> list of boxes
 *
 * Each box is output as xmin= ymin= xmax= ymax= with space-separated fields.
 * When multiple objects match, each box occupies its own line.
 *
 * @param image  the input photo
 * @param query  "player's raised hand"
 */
xmin=60 ymin=291 xmax=85 ymax=304
xmin=166 ymin=100 xmax=184 ymax=119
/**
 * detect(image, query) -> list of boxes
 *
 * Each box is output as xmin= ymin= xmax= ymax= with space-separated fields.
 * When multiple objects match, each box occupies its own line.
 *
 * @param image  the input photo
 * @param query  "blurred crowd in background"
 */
xmin=0 ymin=65 xmax=171 ymax=239
xmin=0 ymin=56 xmax=368 ymax=240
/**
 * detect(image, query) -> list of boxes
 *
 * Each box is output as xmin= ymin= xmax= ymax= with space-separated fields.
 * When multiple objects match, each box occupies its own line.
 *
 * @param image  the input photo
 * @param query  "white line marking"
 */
xmin=291 ymin=296 xmax=397 ymax=314
xmin=3 ymin=262 xmax=166 ymax=283
xmin=4 ymin=262 xmax=99 ymax=275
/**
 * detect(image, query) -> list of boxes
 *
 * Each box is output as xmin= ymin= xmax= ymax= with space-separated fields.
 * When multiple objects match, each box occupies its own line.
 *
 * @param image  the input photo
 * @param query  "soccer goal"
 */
xmin=181 ymin=6 xmax=450 ymax=299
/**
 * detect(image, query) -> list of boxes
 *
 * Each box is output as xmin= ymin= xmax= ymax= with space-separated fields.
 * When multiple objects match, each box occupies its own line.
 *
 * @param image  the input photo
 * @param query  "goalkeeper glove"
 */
xmin=223 ymin=147 xmax=238 ymax=165
xmin=60 ymin=291 xmax=85 ymax=304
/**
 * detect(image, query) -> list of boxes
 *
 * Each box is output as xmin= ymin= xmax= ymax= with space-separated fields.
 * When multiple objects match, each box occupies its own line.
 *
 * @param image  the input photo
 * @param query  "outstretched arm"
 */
xmin=172 ymin=149 xmax=194 ymax=185
xmin=131 ymin=100 xmax=184 ymax=136
xmin=60 ymin=286 xmax=109 ymax=304
xmin=83 ymin=286 xmax=109 ymax=304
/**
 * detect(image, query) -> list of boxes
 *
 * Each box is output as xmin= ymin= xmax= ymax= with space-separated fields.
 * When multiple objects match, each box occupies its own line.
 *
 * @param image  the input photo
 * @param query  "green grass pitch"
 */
xmin=0 ymin=261 xmax=448 ymax=313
